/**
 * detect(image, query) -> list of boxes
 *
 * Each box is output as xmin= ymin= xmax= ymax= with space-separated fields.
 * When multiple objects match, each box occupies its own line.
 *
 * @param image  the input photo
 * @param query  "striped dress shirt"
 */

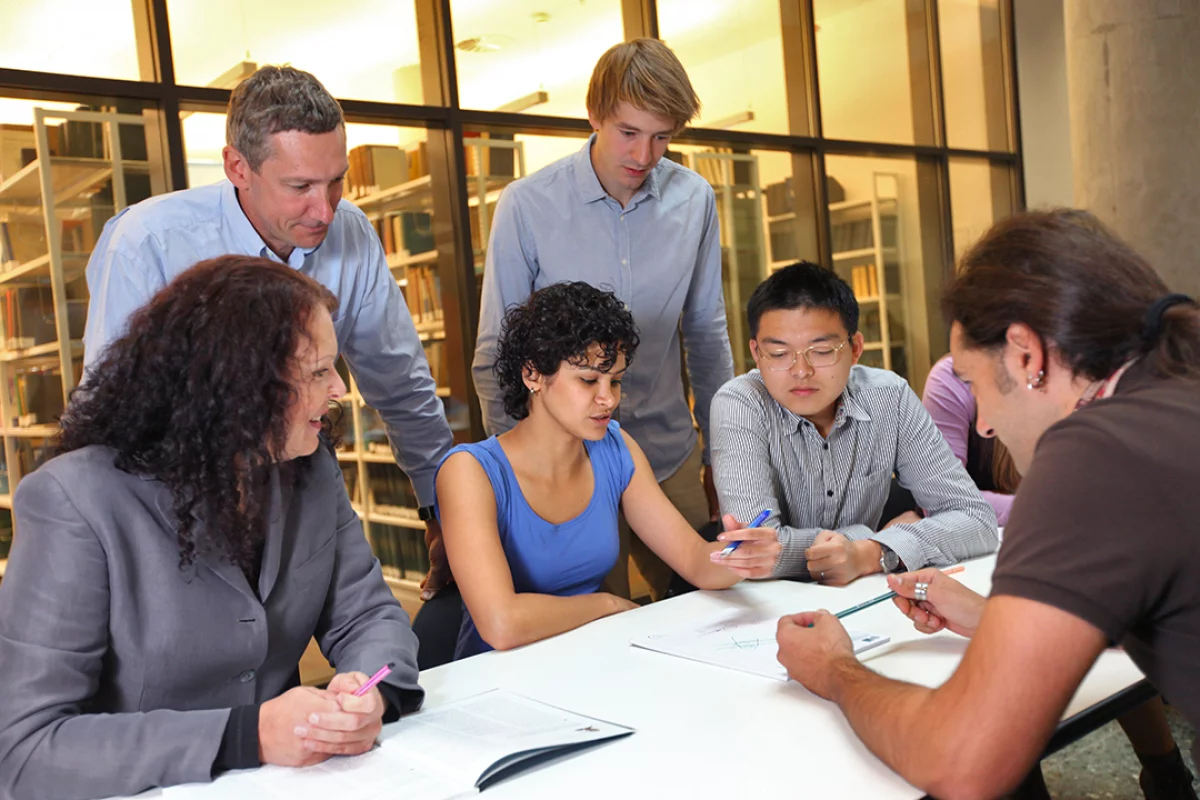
xmin=710 ymin=365 xmax=998 ymax=578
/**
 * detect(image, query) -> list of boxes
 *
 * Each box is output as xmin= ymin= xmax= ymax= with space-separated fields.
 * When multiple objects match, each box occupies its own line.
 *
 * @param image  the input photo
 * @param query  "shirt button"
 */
xmin=621 ymin=258 xmax=628 ymax=265
xmin=822 ymin=443 xmax=829 ymax=450
xmin=238 ymin=669 xmax=256 ymax=683
xmin=826 ymin=490 xmax=834 ymax=497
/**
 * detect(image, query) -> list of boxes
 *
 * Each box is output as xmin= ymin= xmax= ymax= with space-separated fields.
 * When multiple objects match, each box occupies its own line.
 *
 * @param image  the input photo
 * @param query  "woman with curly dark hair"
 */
xmin=0 ymin=256 xmax=422 ymax=800
xmin=437 ymin=282 xmax=753 ymax=659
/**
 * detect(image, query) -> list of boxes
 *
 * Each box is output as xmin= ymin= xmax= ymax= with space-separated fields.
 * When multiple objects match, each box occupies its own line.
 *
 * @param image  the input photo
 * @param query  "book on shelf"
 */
xmin=462 ymin=132 xmax=516 ymax=178
xmin=832 ymin=217 xmax=874 ymax=252
xmin=167 ymin=689 xmax=633 ymax=800
xmin=400 ymin=264 xmax=443 ymax=326
xmin=347 ymin=144 xmax=409 ymax=200
xmin=850 ymin=264 xmax=878 ymax=299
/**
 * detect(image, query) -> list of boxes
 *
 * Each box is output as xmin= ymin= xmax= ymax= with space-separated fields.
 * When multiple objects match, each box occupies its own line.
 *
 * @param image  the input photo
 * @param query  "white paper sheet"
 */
xmin=630 ymin=610 xmax=889 ymax=681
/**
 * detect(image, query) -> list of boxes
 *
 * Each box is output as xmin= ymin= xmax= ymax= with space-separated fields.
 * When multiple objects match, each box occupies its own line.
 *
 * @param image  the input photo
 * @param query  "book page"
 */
xmin=386 ymin=690 xmax=633 ymax=787
xmin=630 ymin=610 xmax=889 ymax=681
xmin=162 ymin=747 xmax=466 ymax=800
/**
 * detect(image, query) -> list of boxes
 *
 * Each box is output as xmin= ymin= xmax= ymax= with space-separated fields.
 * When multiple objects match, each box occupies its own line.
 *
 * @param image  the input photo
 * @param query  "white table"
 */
xmin=131 ymin=555 xmax=1147 ymax=799
xmin=412 ymin=555 xmax=1147 ymax=799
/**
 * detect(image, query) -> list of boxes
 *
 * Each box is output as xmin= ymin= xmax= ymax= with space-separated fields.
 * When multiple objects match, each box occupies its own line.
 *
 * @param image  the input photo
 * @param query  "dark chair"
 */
xmin=411 ymin=584 xmax=463 ymax=671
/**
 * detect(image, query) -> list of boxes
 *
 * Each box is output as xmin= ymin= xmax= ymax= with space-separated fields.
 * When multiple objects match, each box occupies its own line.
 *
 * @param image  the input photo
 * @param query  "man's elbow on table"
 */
xmin=918 ymin=734 xmax=1035 ymax=800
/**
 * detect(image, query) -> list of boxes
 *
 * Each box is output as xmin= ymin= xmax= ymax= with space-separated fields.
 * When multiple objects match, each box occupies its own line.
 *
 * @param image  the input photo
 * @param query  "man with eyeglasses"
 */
xmin=708 ymin=262 xmax=997 ymax=584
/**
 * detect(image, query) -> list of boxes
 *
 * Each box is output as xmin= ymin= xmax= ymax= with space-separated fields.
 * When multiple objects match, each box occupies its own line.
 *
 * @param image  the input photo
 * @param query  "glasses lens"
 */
xmin=806 ymin=344 xmax=842 ymax=368
xmin=762 ymin=350 xmax=795 ymax=371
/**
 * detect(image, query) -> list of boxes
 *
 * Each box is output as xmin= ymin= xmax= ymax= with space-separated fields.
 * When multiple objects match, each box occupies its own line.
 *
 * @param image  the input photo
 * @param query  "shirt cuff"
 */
xmin=213 ymin=704 xmax=261 ymax=775
xmin=410 ymin=470 xmax=438 ymax=509
xmin=869 ymin=528 xmax=929 ymax=574
xmin=772 ymin=524 xmax=877 ymax=579
xmin=376 ymin=682 xmax=423 ymax=723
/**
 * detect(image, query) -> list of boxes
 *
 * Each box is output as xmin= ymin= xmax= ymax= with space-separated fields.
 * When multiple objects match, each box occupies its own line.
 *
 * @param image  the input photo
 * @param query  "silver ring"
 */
xmin=820 ymin=570 xmax=826 ymax=580
xmin=914 ymin=581 xmax=929 ymax=603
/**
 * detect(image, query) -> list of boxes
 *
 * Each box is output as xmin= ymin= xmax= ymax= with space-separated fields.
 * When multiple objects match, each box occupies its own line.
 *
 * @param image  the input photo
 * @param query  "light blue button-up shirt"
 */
xmin=472 ymin=136 xmax=735 ymax=480
xmin=83 ymin=179 xmax=453 ymax=505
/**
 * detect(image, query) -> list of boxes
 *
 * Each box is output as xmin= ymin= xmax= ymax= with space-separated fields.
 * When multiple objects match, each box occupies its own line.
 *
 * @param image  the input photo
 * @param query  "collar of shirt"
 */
xmin=220 ymin=180 xmax=324 ymax=269
xmin=571 ymin=134 xmax=663 ymax=210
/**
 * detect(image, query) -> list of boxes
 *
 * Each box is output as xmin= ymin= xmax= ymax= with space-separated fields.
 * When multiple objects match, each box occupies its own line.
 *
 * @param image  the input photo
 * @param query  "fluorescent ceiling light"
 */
xmin=706 ymin=110 xmax=756 ymax=129
xmin=495 ymin=91 xmax=550 ymax=113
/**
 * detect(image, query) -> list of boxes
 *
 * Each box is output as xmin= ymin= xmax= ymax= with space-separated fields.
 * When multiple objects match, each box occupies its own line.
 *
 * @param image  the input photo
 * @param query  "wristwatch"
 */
xmin=417 ymin=505 xmax=437 ymax=522
xmin=879 ymin=543 xmax=903 ymax=573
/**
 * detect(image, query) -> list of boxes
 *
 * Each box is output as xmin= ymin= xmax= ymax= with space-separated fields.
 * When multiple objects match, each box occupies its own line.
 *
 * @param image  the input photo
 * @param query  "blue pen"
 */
xmin=719 ymin=509 xmax=771 ymax=557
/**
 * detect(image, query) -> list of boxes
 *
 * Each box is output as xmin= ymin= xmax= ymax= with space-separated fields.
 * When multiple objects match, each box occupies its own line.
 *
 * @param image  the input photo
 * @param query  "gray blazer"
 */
xmin=0 ymin=444 xmax=423 ymax=800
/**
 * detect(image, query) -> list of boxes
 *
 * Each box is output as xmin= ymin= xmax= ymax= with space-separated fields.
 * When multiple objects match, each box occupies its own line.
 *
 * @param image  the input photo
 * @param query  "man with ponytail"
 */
xmin=774 ymin=209 xmax=1200 ymax=800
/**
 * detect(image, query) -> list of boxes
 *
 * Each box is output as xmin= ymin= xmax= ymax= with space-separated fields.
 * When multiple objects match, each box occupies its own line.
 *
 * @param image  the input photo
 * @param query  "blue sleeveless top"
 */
xmin=435 ymin=420 xmax=636 ymax=659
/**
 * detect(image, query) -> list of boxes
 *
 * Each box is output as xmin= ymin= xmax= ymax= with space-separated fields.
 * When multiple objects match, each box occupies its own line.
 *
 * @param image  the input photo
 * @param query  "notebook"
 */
xmin=630 ymin=610 xmax=890 ymax=681
xmin=161 ymin=690 xmax=633 ymax=800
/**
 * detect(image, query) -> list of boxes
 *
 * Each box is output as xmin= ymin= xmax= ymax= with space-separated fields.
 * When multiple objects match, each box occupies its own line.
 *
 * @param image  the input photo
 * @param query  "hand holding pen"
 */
xmin=709 ymin=510 xmax=780 ymax=579
xmin=888 ymin=568 xmax=984 ymax=638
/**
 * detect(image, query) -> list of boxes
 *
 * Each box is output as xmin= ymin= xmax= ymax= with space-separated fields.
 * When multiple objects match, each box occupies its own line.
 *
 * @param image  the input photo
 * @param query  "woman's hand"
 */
xmin=710 ymin=513 xmax=781 ymax=579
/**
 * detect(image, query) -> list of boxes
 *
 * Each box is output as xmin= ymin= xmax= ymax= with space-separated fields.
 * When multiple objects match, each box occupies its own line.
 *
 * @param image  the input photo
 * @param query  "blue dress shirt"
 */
xmin=472 ymin=136 xmax=735 ymax=481
xmin=82 ymin=180 xmax=452 ymax=505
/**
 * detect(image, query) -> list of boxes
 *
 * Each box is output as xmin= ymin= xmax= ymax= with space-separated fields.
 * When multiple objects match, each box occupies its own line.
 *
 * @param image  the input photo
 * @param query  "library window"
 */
xmin=450 ymin=0 xmax=623 ymax=118
xmin=656 ymin=0 xmax=791 ymax=136
xmin=813 ymin=0 xmax=934 ymax=146
xmin=824 ymin=153 xmax=949 ymax=390
xmin=668 ymin=143 xmax=821 ymax=374
xmin=0 ymin=96 xmax=161 ymax=517
xmin=0 ymin=0 xmax=141 ymax=80
xmin=469 ymin=129 xmax=586 ymax=293
xmin=939 ymin=0 xmax=1012 ymax=152
xmin=948 ymin=158 xmax=1016 ymax=260
xmin=165 ymin=0 xmax=425 ymax=104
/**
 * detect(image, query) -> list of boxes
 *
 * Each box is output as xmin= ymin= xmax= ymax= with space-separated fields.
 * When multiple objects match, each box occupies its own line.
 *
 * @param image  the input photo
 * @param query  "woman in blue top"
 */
xmin=437 ymin=283 xmax=764 ymax=658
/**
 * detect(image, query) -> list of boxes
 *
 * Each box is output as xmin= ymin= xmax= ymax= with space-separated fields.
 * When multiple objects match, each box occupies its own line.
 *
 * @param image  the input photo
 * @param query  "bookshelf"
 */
xmin=765 ymin=176 xmax=803 ymax=272
xmin=687 ymin=150 xmax=766 ymax=375
xmin=0 ymin=107 xmax=151 ymax=534
xmin=828 ymin=172 xmax=908 ymax=377
xmin=337 ymin=135 xmax=525 ymax=591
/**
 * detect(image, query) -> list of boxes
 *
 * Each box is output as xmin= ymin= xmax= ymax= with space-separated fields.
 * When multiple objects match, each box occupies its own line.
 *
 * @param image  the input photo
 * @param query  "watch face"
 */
xmin=881 ymin=548 xmax=900 ymax=572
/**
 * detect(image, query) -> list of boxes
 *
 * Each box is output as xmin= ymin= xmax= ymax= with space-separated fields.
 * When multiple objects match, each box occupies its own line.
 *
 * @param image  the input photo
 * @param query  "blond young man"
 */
xmin=470 ymin=39 xmax=735 ymax=602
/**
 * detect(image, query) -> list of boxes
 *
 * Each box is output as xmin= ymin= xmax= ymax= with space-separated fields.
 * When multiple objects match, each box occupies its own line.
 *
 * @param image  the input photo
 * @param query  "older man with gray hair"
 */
xmin=83 ymin=65 xmax=452 ymax=584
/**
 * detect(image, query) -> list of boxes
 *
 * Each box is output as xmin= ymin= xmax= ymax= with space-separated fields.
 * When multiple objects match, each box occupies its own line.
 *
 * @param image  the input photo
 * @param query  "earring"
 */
xmin=1026 ymin=370 xmax=1045 ymax=391
xmin=528 ymin=387 xmax=538 ymax=395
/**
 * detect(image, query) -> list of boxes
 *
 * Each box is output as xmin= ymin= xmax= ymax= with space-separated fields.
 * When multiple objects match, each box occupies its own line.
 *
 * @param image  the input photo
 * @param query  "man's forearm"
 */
xmin=828 ymin=658 xmax=956 ymax=794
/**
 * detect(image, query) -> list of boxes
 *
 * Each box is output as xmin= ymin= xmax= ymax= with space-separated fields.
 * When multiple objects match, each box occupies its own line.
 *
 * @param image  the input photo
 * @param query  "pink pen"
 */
xmin=352 ymin=662 xmax=395 ymax=696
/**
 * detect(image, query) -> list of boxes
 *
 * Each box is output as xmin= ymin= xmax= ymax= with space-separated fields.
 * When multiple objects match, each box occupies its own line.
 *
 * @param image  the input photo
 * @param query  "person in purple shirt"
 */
xmin=437 ymin=283 xmax=758 ymax=659
xmin=921 ymin=355 xmax=1019 ymax=526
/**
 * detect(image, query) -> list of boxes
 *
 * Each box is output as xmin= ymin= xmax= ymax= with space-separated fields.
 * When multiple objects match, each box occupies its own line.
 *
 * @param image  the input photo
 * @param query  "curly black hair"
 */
xmin=59 ymin=255 xmax=338 ymax=573
xmin=494 ymin=281 xmax=639 ymax=420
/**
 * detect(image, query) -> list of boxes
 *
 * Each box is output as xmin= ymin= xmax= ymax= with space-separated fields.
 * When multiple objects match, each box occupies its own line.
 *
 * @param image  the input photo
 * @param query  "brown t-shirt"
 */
xmin=991 ymin=361 xmax=1200 ymax=763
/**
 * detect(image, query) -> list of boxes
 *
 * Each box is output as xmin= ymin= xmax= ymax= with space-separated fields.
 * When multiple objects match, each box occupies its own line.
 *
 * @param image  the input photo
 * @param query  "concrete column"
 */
xmin=1063 ymin=0 xmax=1200 ymax=297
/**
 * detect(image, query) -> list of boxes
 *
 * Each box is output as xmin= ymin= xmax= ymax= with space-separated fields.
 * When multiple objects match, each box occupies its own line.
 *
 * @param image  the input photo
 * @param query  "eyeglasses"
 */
xmin=758 ymin=340 xmax=849 ymax=371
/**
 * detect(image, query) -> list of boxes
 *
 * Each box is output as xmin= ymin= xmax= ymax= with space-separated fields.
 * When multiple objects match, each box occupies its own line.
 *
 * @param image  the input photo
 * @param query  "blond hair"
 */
xmin=586 ymin=39 xmax=700 ymax=134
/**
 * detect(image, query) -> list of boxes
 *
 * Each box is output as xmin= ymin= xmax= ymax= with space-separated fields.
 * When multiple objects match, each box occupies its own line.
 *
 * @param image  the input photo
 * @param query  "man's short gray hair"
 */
xmin=226 ymin=66 xmax=344 ymax=171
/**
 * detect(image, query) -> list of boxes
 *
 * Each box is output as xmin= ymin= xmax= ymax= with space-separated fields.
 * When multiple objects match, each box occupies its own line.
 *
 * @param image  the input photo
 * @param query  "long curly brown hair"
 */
xmin=60 ymin=255 xmax=338 ymax=572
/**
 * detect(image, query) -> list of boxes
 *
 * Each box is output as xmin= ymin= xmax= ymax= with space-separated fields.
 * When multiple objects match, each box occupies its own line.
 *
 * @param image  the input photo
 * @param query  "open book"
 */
xmin=630 ymin=610 xmax=890 ymax=681
xmin=162 ymin=690 xmax=633 ymax=800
